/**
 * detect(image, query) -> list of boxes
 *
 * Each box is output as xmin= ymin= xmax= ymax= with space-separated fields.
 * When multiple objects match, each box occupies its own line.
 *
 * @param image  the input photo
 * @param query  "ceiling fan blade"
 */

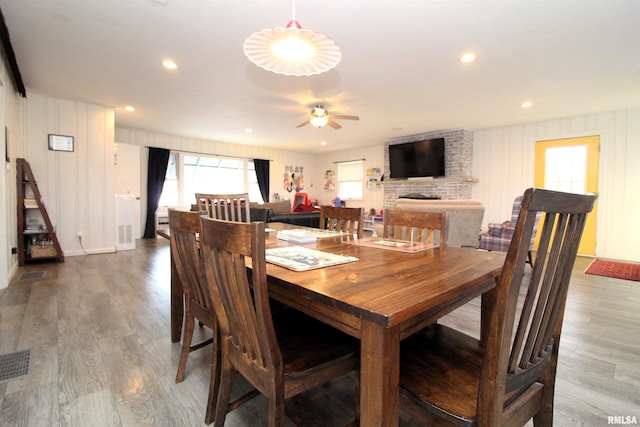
xmin=331 ymin=114 xmax=359 ymax=121
xmin=327 ymin=119 xmax=342 ymax=129
xmin=296 ymin=120 xmax=310 ymax=128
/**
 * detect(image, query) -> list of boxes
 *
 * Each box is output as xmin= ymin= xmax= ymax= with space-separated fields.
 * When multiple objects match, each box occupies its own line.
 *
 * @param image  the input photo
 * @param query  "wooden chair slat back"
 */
xmin=382 ymin=209 xmax=449 ymax=247
xmin=199 ymin=218 xmax=279 ymax=374
xmin=478 ymin=188 xmax=597 ymax=421
xmin=168 ymin=209 xmax=212 ymax=310
xmin=319 ymin=206 xmax=364 ymax=237
xmin=195 ymin=193 xmax=251 ymax=223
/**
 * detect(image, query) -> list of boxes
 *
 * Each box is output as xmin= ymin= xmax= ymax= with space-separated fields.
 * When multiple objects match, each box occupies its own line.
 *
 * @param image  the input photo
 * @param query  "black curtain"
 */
xmin=254 ymin=158 xmax=270 ymax=203
xmin=143 ymin=147 xmax=170 ymax=238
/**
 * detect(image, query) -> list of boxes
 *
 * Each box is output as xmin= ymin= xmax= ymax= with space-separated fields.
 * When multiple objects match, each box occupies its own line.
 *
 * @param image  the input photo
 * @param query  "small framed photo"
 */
xmin=48 ymin=134 xmax=74 ymax=152
xmin=5 ymin=126 xmax=9 ymax=163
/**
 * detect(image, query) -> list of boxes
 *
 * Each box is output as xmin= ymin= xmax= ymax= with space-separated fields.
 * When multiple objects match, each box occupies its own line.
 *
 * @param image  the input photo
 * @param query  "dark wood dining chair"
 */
xmin=199 ymin=217 xmax=360 ymax=426
xmin=195 ymin=193 xmax=251 ymax=222
xmin=399 ymin=188 xmax=597 ymax=426
xmin=319 ymin=206 xmax=364 ymax=237
xmin=382 ymin=209 xmax=449 ymax=247
xmin=168 ymin=208 xmax=220 ymax=424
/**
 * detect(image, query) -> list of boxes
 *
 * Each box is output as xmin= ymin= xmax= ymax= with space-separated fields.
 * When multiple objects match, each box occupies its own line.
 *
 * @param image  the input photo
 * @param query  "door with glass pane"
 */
xmin=534 ymin=136 xmax=599 ymax=255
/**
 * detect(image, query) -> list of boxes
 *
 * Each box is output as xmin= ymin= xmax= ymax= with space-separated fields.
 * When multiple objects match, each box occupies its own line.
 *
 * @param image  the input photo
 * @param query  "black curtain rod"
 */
xmin=144 ymin=146 xmax=272 ymax=162
xmin=333 ymin=158 xmax=365 ymax=164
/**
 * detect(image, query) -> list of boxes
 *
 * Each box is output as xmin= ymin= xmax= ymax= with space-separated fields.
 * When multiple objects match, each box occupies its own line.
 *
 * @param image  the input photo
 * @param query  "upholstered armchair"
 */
xmin=478 ymin=195 xmax=539 ymax=265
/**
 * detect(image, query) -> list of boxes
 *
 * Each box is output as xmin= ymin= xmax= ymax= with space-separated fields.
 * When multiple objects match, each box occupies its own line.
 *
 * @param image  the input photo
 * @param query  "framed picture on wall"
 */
xmin=48 ymin=134 xmax=74 ymax=152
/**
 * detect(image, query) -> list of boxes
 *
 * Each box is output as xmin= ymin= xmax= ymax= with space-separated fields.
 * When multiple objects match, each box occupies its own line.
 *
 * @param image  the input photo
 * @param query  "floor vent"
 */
xmin=18 ymin=271 xmax=45 ymax=281
xmin=0 ymin=350 xmax=31 ymax=384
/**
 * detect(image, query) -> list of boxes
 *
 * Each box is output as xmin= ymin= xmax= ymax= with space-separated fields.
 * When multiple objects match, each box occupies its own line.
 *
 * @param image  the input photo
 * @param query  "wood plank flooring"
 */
xmin=0 ymin=238 xmax=638 ymax=426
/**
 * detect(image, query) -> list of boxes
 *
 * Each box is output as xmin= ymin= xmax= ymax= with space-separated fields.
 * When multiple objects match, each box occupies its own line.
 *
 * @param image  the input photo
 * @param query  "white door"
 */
xmin=114 ymin=143 xmax=142 ymax=239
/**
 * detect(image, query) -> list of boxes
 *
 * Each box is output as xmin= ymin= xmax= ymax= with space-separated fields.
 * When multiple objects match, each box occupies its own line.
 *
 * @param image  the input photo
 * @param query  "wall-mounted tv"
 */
xmin=389 ymin=137 xmax=445 ymax=179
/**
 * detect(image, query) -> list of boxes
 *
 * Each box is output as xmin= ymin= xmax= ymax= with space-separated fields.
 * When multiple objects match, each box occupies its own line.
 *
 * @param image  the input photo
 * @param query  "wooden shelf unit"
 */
xmin=16 ymin=158 xmax=64 ymax=265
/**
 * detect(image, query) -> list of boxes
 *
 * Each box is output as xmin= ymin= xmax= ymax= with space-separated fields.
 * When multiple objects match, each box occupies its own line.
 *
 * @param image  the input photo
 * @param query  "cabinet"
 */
xmin=16 ymin=158 xmax=64 ymax=265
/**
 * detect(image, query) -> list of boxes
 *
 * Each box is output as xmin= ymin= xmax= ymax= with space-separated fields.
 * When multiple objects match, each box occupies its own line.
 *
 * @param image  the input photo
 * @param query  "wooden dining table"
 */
xmin=168 ymin=222 xmax=505 ymax=426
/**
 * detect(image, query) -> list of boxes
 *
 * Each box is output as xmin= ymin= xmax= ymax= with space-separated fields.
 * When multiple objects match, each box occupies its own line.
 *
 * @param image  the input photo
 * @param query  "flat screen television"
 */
xmin=389 ymin=137 xmax=445 ymax=179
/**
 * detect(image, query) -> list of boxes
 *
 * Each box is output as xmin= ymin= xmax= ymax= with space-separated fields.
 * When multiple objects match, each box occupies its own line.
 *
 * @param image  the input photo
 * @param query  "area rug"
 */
xmin=584 ymin=259 xmax=640 ymax=282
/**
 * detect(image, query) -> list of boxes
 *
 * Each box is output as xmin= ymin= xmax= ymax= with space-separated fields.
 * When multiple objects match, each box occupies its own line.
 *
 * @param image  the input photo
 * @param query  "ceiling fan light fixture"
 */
xmin=309 ymin=105 xmax=329 ymax=127
xmin=310 ymin=115 xmax=329 ymax=127
xmin=243 ymin=5 xmax=341 ymax=76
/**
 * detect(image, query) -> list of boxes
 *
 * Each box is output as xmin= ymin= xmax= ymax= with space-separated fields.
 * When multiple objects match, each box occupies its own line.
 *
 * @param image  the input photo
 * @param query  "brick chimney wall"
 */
xmin=383 ymin=130 xmax=474 ymax=208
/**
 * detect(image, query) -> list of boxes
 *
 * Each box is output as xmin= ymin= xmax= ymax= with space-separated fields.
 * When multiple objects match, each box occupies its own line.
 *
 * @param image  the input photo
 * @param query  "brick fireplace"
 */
xmin=383 ymin=129 xmax=476 ymax=208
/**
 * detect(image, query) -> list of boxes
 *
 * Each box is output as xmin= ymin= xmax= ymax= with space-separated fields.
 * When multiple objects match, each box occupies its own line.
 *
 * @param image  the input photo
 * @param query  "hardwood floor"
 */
xmin=1 ymin=238 xmax=638 ymax=426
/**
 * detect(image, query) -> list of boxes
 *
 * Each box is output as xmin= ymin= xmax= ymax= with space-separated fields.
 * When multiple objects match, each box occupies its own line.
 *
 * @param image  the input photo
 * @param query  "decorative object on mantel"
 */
xmin=243 ymin=1 xmax=341 ymax=76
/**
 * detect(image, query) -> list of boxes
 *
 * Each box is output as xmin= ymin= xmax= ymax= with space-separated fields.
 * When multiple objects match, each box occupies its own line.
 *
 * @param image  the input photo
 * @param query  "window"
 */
xmin=337 ymin=160 xmax=364 ymax=200
xmin=544 ymin=145 xmax=587 ymax=194
xmin=158 ymin=153 xmax=178 ymax=207
xmin=247 ymin=160 xmax=263 ymax=203
xmin=183 ymin=155 xmax=245 ymax=206
xmin=158 ymin=153 xmax=264 ymax=207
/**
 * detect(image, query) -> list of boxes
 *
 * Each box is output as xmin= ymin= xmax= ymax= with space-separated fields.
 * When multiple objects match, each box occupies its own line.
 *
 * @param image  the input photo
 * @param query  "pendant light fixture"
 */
xmin=243 ymin=1 xmax=341 ymax=76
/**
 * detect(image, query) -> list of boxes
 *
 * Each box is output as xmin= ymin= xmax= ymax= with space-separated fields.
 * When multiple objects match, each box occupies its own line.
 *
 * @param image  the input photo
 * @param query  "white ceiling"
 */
xmin=1 ymin=0 xmax=639 ymax=153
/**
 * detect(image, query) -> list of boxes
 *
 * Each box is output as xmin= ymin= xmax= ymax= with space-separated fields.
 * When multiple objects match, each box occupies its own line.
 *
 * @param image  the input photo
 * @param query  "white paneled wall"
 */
xmin=1 ymin=72 xmax=27 ymax=288
xmin=3 ymin=86 xmax=637 ymax=294
xmin=315 ymin=144 xmax=385 ymax=212
xmin=23 ymin=92 xmax=115 ymax=256
xmin=472 ymin=108 xmax=640 ymax=262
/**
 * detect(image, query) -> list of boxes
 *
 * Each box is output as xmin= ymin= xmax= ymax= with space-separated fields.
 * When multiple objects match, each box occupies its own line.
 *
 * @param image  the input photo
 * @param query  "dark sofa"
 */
xmin=191 ymin=200 xmax=320 ymax=227
xmin=266 ymin=209 xmax=320 ymax=228
xmin=251 ymin=200 xmax=320 ymax=228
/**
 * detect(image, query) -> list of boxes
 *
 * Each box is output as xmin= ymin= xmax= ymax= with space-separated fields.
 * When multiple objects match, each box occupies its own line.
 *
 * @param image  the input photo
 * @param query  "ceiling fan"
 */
xmin=295 ymin=105 xmax=359 ymax=129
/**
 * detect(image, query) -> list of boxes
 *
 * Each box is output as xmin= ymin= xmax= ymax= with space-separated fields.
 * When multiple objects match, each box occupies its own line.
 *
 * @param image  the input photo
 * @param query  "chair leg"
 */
xmin=268 ymin=386 xmax=286 ymax=427
xmin=176 ymin=310 xmax=195 ymax=383
xmin=204 ymin=324 xmax=221 ymax=424
xmin=354 ymin=370 xmax=360 ymax=423
xmin=534 ymin=357 xmax=558 ymax=427
xmin=214 ymin=354 xmax=235 ymax=427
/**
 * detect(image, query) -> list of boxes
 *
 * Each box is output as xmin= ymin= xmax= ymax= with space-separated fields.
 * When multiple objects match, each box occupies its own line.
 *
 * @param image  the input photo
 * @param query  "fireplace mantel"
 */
xmin=382 ymin=177 xmax=478 ymax=184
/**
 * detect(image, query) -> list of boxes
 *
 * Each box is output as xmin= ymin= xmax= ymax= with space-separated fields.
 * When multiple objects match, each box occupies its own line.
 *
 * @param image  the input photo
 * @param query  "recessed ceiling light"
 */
xmin=320 ymin=141 xmax=327 ymax=145
xmin=162 ymin=59 xmax=178 ymax=69
xmin=124 ymin=105 xmax=135 ymax=112
xmin=521 ymin=101 xmax=533 ymax=108
xmin=459 ymin=52 xmax=476 ymax=63
xmin=244 ymin=128 xmax=253 ymax=133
